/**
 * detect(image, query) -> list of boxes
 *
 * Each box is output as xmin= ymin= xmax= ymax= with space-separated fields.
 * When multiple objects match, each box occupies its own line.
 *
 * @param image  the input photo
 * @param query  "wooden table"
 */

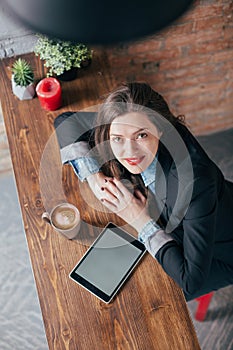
xmin=0 ymin=52 xmax=200 ymax=350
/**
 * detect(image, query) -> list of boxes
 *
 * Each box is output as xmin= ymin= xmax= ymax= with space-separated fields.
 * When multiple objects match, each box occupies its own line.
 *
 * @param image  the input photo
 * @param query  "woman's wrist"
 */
xmin=138 ymin=219 xmax=161 ymax=244
xmin=131 ymin=215 xmax=152 ymax=233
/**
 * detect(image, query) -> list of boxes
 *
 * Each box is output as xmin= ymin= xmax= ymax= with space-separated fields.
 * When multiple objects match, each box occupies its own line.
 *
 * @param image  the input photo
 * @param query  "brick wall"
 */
xmin=104 ymin=0 xmax=233 ymax=135
xmin=0 ymin=3 xmax=36 ymax=58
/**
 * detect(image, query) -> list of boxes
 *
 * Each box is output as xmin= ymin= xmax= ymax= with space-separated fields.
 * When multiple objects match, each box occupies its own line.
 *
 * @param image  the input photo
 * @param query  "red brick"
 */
xmin=166 ymin=80 xmax=231 ymax=104
xmin=137 ymin=46 xmax=182 ymax=61
xmin=181 ymin=113 xmax=233 ymax=135
xmin=192 ymin=121 xmax=233 ymax=136
xmin=169 ymin=94 xmax=233 ymax=121
xmin=178 ymin=3 xmax=224 ymax=22
xmin=192 ymin=16 xmax=225 ymax=32
xmin=155 ymin=69 xmax=231 ymax=93
xmin=211 ymin=49 xmax=233 ymax=63
xmin=159 ymin=22 xmax=194 ymax=37
xmin=164 ymin=63 xmax=215 ymax=80
xmin=187 ymin=39 xmax=231 ymax=55
xmin=223 ymin=27 xmax=233 ymax=41
xmin=201 ymin=104 xmax=233 ymax=120
xmin=107 ymin=48 xmax=182 ymax=72
xmin=193 ymin=115 xmax=233 ymax=135
xmin=164 ymin=26 xmax=224 ymax=48
xmin=178 ymin=96 xmax=233 ymax=116
xmin=160 ymin=55 xmax=212 ymax=71
xmin=127 ymin=39 xmax=163 ymax=55
xmin=133 ymin=71 xmax=165 ymax=83
xmin=132 ymin=48 xmax=180 ymax=61
xmin=223 ymin=2 xmax=233 ymax=21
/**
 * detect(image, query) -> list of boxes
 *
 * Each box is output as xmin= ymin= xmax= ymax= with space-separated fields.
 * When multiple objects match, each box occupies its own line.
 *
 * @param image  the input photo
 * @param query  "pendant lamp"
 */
xmin=3 ymin=0 xmax=194 ymax=45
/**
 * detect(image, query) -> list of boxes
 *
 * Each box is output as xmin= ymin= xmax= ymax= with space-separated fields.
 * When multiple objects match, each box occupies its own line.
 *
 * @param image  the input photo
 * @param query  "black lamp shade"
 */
xmin=3 ymin=0 xmax=194 ymax=45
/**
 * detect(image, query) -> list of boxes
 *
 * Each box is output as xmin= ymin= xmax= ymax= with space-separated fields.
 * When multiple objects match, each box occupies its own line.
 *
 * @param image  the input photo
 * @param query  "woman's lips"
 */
xmin=124 ymin=156 xmax=145 ymax=165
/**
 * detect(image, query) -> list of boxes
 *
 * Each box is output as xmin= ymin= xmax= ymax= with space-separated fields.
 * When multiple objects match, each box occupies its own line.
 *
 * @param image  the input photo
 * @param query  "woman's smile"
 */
xmin=124 ymin=156 xmax=145 ymax=166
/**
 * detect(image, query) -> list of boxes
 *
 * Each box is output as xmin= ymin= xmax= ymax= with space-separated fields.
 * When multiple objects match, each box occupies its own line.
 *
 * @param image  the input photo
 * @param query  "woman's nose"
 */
xmin=123 ymin=139 xmax=138 ymax=155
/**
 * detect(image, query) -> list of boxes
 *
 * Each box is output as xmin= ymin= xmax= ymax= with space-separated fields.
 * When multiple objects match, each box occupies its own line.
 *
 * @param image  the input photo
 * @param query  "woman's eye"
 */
xmin=137 ymin=132 xmax=148 ymax=140
xmin=112 ymin=136 xmax=122 ymax=143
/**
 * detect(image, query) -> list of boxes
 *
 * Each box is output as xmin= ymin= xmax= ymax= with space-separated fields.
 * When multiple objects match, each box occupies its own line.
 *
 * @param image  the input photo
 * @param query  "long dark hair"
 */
xmin=91 ymin=82 xmax=184 ymax=198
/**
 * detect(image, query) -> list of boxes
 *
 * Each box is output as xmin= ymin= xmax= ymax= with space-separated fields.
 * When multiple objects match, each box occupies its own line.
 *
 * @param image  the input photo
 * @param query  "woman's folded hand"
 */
xmin=100 ymin=177 xmax=152 ymax=232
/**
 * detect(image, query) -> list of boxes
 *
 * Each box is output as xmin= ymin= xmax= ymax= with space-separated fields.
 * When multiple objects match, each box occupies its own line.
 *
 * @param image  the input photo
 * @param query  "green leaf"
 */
xmin=33 ymin=34 xmax=92 ymax=76
xmin=12 ymin=58 xmax=34 ymax=86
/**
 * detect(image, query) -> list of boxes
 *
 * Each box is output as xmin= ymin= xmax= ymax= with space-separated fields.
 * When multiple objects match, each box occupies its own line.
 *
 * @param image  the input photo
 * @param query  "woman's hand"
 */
xmin=86 ymin=172 xmax=113 ymax=201
xmin=100 ymin=178 xmax=152 ymax=232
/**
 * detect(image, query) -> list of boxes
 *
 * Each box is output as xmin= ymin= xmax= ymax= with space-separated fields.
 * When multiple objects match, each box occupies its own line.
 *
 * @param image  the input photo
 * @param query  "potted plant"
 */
xmin=34 ymin=35 xmax=93 ymax=81
xmin=11 ymin=58 xmax=35 ymax=100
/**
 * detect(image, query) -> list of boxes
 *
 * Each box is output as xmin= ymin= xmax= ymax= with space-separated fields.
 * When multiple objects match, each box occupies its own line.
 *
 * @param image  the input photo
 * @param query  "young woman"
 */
xmin=55 ymin=82 xmax=233 ymax=301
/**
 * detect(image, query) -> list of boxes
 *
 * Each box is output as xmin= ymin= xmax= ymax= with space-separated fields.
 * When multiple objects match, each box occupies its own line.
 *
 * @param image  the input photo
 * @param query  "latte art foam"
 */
xmin=51 ymin=205 xmax=79 ymax=230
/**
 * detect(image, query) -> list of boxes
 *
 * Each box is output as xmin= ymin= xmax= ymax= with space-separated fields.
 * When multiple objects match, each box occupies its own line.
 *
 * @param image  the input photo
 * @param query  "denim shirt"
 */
xmin=70 ymin=157 xmax=100 ymax=182
xmin=141 ymin=155 xmax=157 ymax=194
xmin=70 ymin=153 xmax=158 ymax=186
xmin=69 ymin=153 xmax=173 ymax=255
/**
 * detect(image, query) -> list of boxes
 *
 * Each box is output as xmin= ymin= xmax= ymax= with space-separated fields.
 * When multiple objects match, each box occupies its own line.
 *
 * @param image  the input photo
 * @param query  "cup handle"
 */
xmin=42 ymin=212 xmax=51 ymax=224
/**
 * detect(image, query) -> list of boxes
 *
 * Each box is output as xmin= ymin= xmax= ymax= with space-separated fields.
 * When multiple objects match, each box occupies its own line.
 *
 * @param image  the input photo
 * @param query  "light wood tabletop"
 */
xmin=0 ymin=52 xmax=200 ymax=350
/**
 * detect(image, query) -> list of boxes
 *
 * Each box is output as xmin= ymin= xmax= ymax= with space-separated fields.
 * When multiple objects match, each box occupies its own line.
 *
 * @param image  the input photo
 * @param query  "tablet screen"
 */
xmin=69 ymin=223 xmax=146 ymax=303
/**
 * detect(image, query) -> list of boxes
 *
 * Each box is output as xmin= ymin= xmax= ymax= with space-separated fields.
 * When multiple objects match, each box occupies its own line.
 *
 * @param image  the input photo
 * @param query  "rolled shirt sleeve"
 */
xmin=59 ymin=141 xmax=100 ymax=182
xmin=70 ymin=158 xmax=100 ymax=182
xmin=61 ymin=141 xmax=94 ymax=163
xmin=138 ymin=219 xmax=174 ymax=256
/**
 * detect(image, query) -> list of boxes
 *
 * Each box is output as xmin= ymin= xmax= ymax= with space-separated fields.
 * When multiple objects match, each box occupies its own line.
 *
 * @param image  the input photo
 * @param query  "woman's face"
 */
xmin=110 ymin=112 xmax=161 ymax=174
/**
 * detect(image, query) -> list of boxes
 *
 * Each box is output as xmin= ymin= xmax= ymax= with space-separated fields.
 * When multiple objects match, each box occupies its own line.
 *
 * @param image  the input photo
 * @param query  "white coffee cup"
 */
xmin=42 ymin=202 xmax=81 ymax=239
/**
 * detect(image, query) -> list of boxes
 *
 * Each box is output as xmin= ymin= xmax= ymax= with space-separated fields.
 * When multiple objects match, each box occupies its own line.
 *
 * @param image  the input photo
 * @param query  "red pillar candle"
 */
xmin=36 ymin=77 xmax=62 ymax=111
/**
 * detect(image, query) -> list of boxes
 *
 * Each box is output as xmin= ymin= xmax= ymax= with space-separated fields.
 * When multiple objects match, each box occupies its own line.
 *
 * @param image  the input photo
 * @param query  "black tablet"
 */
xmin=69 ymin=223 xmax=146 ymax=303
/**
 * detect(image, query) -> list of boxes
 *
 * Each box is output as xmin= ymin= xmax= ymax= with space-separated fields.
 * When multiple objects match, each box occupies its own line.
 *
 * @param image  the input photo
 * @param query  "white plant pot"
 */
xmin=11 ymin=75 xmax=35 ymax=100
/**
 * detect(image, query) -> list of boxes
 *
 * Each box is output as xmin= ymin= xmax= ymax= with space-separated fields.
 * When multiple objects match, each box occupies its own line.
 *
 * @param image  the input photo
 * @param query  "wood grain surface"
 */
xmin=0 ymin=52 xmax=200 ymax=350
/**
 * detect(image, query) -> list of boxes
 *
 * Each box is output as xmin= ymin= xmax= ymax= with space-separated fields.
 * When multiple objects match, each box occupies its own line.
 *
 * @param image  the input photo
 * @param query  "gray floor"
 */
xmin=0 ymin=174 xmax=48 ymax=350
xmin=188 ymin=285 xmax=233 ymax=350
xmin=0 ymin=127 xmax=233 ymax=350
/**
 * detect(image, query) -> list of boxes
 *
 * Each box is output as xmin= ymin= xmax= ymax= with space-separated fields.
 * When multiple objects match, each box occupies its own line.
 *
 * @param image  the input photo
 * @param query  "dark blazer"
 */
xmin=154 ymin=123 xmax=233 ymax=298
xmin=54 ymin=112 xmax=233 ymax=299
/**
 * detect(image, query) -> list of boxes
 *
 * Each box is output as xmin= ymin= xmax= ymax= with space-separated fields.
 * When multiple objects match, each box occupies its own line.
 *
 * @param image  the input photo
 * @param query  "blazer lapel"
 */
xmin=154 ymin=141 xmax=173 ymax=227
xmin=155 ymin=141 xmax=173 ymax=201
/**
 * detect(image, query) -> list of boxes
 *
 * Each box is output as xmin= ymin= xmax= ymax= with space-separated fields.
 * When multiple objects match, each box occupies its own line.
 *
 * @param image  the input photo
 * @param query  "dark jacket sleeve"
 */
xmin=54 ymin=111 xmax=97 ymax=149
xmin=155 ymin=160 xmax=221 ymax=297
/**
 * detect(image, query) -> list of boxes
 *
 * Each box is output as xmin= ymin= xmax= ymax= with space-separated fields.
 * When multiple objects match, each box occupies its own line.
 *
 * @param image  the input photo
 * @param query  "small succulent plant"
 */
xmin=12 ymin=58 xmax=34 ymax=87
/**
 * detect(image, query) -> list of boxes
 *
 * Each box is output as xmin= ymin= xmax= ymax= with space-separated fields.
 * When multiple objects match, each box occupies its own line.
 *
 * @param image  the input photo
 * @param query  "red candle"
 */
xmin=36 ymin=77 xmax=62 ymax=111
